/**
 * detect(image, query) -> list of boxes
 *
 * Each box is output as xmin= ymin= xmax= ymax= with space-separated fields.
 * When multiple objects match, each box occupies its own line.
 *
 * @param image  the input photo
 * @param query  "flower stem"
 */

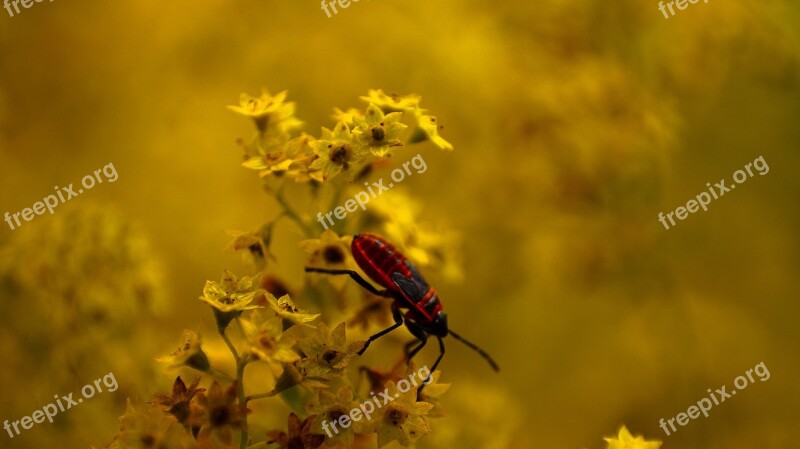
xmin=209 ymin=367 xmax=234 ymax=382
xmin=246 ymin=390 xmax=278 ymax=403
xmin=275 ymin=185 xmax=314 ymax=237
xmin=220 ymin=330 xmax=241 ymax=362
xmin=236 ymin=355 xmax=250 ymax=449
xmin=218 ymin=327 xmax=249 ymax=449
xmin=246 ymin=442 xmax=267 ymax=449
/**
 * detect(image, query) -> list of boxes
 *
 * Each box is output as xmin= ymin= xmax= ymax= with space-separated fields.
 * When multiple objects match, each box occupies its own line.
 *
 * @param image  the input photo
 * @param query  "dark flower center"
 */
xmin=330 ymin=145 xmax=350 ymax=164
xmin=328 ymin=408 xmax=347 ymax=422
xmin=371 ymin=126 xmax=385 ymax=141
xmin=288 ymin=437 xmax=305 ymax=449
xmin=323 ymin=246 xmax=345 ymax=264
xmin=248 ymin=242 xmax=264 ymax=258
xmin=386 ymin=408 xmax=408 ymax=426
xmin=210 ymin=405 xmax=231 ymax=427
xmin=322 ymin=350 xmax=340 ymax=364
xmin=259 ymin=334 xmax=276 ymax=350
xmin=140 ymin=434 xmax=156 ymax=448
xmin=169 ymin=403 xmax=191 ymax=424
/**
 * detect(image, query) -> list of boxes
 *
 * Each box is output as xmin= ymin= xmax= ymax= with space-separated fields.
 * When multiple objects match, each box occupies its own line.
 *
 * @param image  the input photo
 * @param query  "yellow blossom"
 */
xmin=156 ymin=330 xmax=211 ymax=372
xmin=604 ymin=426 xmax=662 ymax=449
xmin=416 ymin=370 xmax=450 ymax=418
xmin=241 ymin=312 xmax=300 ymax=375
xmin=353 ymin=103 xmax=407 ymax=157
xmin=200 ymin=270 xmax=261 ymax=314
xmin=409 ymin=110 xmax=453 ymax=150
xmin=306 ymin=386 xmax=364 ymax=447
xmin=360 ymin=89 xmax=421 ymax=113
xmin=110 ymin=399 xmax=199 ymax=449
xmin=309 ymin=121 xmax=367 ymax=181
xmin=364 ymin=381 xmax=433 ymax=448
xmin=300 ymin=230 xmax=355 ymax=290
xmin=295 ymin=322 xmax=363 ymax=379
xmin=227 ymin=89 xmax=302 ymax=134
xmin=264 ymin=293 xmax=320 ymax=328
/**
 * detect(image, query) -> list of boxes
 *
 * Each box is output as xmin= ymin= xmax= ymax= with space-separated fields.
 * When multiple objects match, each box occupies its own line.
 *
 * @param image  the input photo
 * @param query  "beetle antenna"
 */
xmin=448 ymin=330 xmax=500 ymax=372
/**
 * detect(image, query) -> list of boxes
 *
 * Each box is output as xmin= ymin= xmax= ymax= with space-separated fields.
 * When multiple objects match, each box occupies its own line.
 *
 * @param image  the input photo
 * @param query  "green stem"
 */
xmin=275 ymin=185 xmax=314 ymax=237
xmin=236 ymin=355 xmax=250 ymax=449
xmin=235 ymin=316 xmax=247 ymax=338
xmin=220 ymin=330 xmax=241 ymax=362
xmin=209 ymin=367 xmax=234 ymax=382
xmin=246 ymin=442 xmax=267 ymax=449
xmin=218 ymin=327 xmax=249 ymax=449
xmin=246 ymin=390 xmax=278 ymax=403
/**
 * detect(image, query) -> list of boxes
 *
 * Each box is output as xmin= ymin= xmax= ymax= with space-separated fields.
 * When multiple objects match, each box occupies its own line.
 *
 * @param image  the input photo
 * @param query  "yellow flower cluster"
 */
xmin=96 ymin=89 xmax=465 ymax=449
xmin=232 ymin=89 xmax=452 ymax=183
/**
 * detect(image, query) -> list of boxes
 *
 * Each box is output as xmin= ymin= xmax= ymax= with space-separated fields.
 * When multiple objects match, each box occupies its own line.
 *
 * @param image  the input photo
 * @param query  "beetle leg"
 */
xmin=357 ymin=306 xmax=404 ymax=356
xmin=403 ymin=318 xmax=428 ymax=361
xmin=304 ymin=267 xmax=392 ymax=297
xmin=405 ymin=338 xmax=427 ymax=361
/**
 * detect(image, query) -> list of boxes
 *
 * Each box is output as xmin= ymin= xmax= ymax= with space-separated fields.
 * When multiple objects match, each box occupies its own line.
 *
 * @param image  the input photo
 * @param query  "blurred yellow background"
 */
xmin=1 ymin=1 xmax=799 ymax=448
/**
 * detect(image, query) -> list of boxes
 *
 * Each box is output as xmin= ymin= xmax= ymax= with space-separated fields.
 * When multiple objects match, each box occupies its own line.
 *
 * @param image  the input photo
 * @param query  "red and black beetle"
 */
xmin=305 ymin=233 xmax=499 ymax=382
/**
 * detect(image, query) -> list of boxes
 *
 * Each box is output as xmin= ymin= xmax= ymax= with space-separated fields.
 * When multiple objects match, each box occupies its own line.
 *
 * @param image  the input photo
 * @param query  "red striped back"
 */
xmin=351 ymin=233 xmax=411 ymax=291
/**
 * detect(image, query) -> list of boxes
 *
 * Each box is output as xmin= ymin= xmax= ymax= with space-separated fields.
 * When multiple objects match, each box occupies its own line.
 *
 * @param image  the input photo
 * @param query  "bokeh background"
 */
xmin=1 ymin=0 xmax=799 ymax=448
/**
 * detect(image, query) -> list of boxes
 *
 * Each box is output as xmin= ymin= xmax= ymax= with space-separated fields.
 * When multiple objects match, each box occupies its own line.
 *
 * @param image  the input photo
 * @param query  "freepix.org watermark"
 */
xmin=316 ymin=154 xmax=427 ymax=230
xmin=3 ymin=372 xmax=118 ymax=439
xmin=321 ymin=366 xmax=431 ymax=437
xmin=658 ymin=361 xmax=770 ymax=436
xmin=4 ymin=162 xmax=118 ymax=231
xmin=320 ymin=0 xmax=361 ymax=18
xmin=4 ymin=0 xmax=54 ymax=18
xmin=658 ymin=155 xmax=768 ymax=230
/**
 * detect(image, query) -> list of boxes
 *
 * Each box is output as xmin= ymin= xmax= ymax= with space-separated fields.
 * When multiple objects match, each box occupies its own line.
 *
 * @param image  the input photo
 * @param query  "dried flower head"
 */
xmin=190 ymin=381 xmax=250 ymax=447
xmin=266 ymin=413 xmax=325 ymax=449
xmin=149 ymin=376 xmax=205 ymax=427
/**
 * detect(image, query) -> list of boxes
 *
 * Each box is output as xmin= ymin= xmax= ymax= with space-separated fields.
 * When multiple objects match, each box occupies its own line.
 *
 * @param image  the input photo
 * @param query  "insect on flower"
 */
xmin=305 ymin=233 xmax=499 ymax=388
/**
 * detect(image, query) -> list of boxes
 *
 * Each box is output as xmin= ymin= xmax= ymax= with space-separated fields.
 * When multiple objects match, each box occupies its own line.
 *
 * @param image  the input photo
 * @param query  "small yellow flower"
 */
xmin=309 ymin=121 xmax=367 ymax=182
xmin=190 ymin=381 xmax=250 ymax=447
xmin=354 ymin=103 xmax=407 ymax=157
xmin=227 ymin=89 xmax=302 ymax=134
xmin=241 ymin=312 xmax=300 ymax=375
xmin=241 ymin=133 xmax=316 ymax=181
xmin=409 ymin=110 xmax=453 ymax=150
xmin=265 ymin=293 xmax=321 ymax=328
xmin=350 ymin=294 xmax=393 ymax=332
xmin=331 ymin=107 xmax=364 ymax=128
xmin=113 ymin=399 xmax=198 ymax=449
xmin=307 ymin=386 xmax=364 ymax=447
xmin=199 ymin=270 xmax=262 ymax=331
xmin=225 ymin=223 xmax=276 ymax=268
xmin=295 ymin=322 xmax=363 ymax=378
xmin=156 ymin=330 xmax=211 ymax=372
xmin=369 ymin=193 xmax=463 ymax=281
xmin=199 ymin=270 xmax=261 ymax=314
xmin=416 ymin=370 xmax=450 ymax=418
xmin=604 ymin=426 xmax=662 ymax=449
xmin=300 ymin=230 xmax=354 ymax=290
xmin=366 ymin=381 xmax=433 ymax=448
xmin=360 ymin=89 xmax=421 ymax=113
